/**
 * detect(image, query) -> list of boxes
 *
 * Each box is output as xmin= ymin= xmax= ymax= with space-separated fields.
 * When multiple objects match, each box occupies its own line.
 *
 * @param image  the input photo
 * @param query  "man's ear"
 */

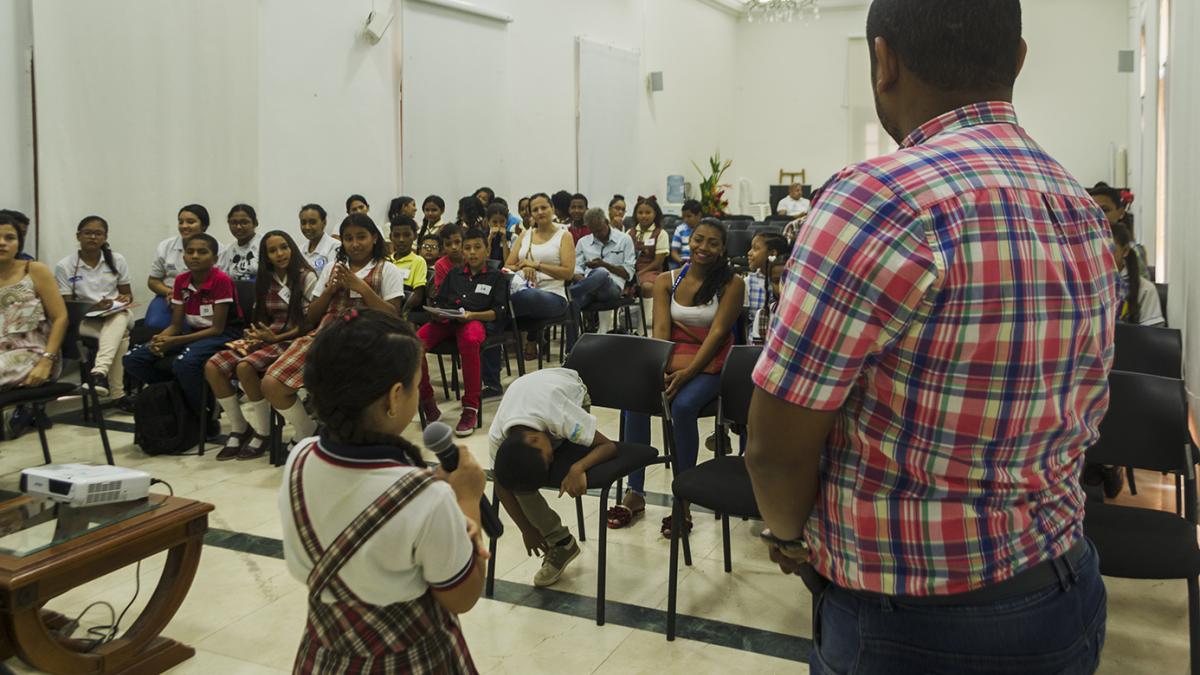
xmin=1015 ymin=38 xmax=1029 ymax=79
xmin=873 ymin=36 xmax=900 ymax=95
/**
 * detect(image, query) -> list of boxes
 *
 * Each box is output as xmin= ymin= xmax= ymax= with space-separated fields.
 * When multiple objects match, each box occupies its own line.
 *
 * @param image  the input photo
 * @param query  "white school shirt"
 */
xmin=278 ymin=437 xmax=476 ymax=604
xmin=217 ymin=233 xmax=263 ymax=282
xmin=776 ymin=195 xmax=811 ymax=217
xmin=54 ymin=251 xmax=132 ymax=304
xmin=303 ymin=233 xmax=340 ymax=275
xmin=149 ymin=236 xmax=186 ymax=288
xmin=312 ymin=259 xmax=406 ymax=301
xmin=487 ymin=368 xmax=596 ymax=463
xmin=1124 ymin=269 xmax=1165 ymax=327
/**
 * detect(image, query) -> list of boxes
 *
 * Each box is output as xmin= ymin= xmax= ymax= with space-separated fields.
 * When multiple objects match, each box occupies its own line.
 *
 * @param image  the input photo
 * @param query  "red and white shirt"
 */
xmin=171 ymin=268 xmax=240 ymax=330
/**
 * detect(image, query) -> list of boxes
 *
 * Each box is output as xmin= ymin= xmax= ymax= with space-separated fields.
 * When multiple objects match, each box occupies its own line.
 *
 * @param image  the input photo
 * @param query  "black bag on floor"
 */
xmin=133 ymin=381 xmax=198 ymax=455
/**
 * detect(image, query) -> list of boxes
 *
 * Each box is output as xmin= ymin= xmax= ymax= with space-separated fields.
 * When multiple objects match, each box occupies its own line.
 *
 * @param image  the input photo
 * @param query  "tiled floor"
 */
xmin=0 ymin=358 xmax=1192 ymax=673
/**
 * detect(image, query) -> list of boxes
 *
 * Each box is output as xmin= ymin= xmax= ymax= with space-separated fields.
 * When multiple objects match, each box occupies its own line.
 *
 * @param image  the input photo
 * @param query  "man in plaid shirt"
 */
xmin=746 ymin=1 xmax=1121 ymax=673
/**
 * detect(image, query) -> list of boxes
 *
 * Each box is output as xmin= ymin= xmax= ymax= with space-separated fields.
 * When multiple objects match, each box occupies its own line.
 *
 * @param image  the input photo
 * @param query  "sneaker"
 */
xmin=533 ymin=537 xmax=581 ymax=588
xmin=480 ymin=385 xmax=503 ymax=400
xmin=420 ymin=397 xmax=442 ymax=424
xmin=216 ymin=431 xmax=248 ymax=461
xmin=82 ymin=380 xmax=110 ymax=398
xmin=88 ymin=371 xmax=111 ymax=398
xmin=455 ymin=409 xmax=478 ymax=437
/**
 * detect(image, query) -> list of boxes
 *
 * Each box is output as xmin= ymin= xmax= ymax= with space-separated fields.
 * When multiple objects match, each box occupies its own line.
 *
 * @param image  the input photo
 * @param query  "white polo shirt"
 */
xmin=217 ymin=233 xmax=263 ymax=282
xmin=54 ymin=251 xmax=132 ymax=304
xmin=312 ymin=259 xmax=406 ymax=302
xmin=487 ymin=367 xmax=596 ymax=463
xmin=149 ymin=235 xmax=187 ymax=288
xmin=302 ymin=233 xmax=340 ymax=275
xmin=278 ymin=437 xmax=476 ymax=604
xmin=776 ymin=195 xmax=811 ymax=217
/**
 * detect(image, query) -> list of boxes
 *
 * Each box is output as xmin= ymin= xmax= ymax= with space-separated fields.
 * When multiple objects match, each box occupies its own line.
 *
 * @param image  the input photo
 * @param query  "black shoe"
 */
xmin=7 ymin=407 xmax=35 ymax=439
xmin=113 ymin=396 xmax=137 ymax=414
xmin=481 ymin=385 xmax=503 ymax=400
xmin=36 ymin=410 xmax=53 ymax=430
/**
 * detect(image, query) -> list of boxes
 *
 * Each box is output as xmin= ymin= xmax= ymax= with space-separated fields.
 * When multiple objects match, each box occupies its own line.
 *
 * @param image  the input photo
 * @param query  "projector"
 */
xmin=20 ymin=464 xmax=152 ymax=507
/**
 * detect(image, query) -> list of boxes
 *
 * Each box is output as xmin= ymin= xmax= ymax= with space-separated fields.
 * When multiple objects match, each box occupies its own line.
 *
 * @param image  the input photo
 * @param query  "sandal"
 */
xmin=661 ymin=514 xmax=693 ymax=539
xmin=606 ymin=504 xmax=644 ymax=529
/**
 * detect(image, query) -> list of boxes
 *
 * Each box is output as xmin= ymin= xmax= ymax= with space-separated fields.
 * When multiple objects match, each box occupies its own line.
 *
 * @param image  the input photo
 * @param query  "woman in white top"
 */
xmin=146 ymin=204 xmax=209 ymax=330
xmin=608 ymin=219 xmax=744 ymax=535
xmin=54 ymin=216 xmax=134 ymax=406
xmin=506 ymin=192 xmax=577 ymax=358
xmin=1112 ymin=223 xmax=1164 ymax=327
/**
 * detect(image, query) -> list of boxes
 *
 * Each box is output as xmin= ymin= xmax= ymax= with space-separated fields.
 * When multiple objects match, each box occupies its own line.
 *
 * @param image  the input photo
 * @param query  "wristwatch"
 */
xmin=760 ymin=529 xmax=810 ymax=556
xmin=40 ymin=351 xmax=61 ymax=363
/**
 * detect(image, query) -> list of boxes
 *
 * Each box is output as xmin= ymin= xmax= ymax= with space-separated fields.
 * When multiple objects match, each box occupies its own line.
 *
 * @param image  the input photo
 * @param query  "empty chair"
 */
xmin=1113 ymin=323 xmax=1182 ymax=378
xmin=1083 ymin=370 xmax=1200 ymax=673
xmin=725 ymin=230 xmax=755 ymax=261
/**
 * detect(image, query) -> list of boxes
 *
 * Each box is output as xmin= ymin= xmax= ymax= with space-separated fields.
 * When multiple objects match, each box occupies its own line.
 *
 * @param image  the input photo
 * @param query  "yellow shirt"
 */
xmin=390 ymin=252 xmax=428 ymax=290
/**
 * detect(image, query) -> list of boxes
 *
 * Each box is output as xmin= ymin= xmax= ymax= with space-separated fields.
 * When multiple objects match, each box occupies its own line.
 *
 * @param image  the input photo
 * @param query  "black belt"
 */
xmin=828 ymin=538 xmax=1090 ymax=607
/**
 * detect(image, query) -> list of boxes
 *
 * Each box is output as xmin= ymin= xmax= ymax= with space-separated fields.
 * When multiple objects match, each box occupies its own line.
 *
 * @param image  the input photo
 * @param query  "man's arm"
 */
xmin=745 ymin=388 xmax=837 ymax=541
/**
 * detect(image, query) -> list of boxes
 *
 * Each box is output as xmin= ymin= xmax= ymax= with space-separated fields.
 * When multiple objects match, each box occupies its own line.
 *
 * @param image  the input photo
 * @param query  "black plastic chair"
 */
xmin=1113 ymin=323 xmax=1182 ymax=379
xmin=578 ymin=279 xmax=645 ymax=337
xmin=484 ymin=334 xmax=673 ymax=626
xmin=1083 ymin=370 xmax=1200 ymax=673
xmin=665 ymin=345 xmax=760 ymax=640
xmin=0 ymin=301 xmax=115 ymax=465
xmin=726 ymin=230 xmax=754 ymax=268
xmin=1156 ymin=283 xmax=1169 ymax=326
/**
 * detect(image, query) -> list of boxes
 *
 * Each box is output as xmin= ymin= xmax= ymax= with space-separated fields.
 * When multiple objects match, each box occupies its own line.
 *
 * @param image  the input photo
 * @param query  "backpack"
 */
xmin=133 ymin=381 xmax=199 ymax=455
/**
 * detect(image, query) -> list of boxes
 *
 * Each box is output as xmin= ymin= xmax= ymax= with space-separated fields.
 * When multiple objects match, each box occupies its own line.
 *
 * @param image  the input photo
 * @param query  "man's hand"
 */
xmin=522 ymin=527 xmax=549 ymax=557
xmin=766 ymin=542 xmax=809 ymax=576
xmin=559 ymin=465 xmax=588 ymax=498
xmin=586 ymin=259 xmax=604 ymax=269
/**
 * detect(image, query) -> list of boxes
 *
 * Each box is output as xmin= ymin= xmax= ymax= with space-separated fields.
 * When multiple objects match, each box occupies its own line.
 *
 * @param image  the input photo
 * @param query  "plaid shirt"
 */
xmin=671 ymin=223 xmax=693 ymax=265
xmin=744 ymin=271 xmax=767 ymax=312
xmin=754 ymin=102 xmax=1121 ymax=596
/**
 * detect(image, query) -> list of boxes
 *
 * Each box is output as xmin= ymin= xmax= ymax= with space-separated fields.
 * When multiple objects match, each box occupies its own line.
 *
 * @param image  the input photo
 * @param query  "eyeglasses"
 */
xmin=420 ymin=243 xmax=440 ymax=250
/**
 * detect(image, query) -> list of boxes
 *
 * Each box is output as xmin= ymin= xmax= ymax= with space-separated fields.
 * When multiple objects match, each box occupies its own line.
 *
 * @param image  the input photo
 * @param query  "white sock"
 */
xmin=598 ymin=311 xmax=613 ymax=334
xmin=279 ymin=400 xmax=317 ymax=440
xmin=246 ymin=398 xmax=272 ymax=437
xmin=217 ymin=395 xmax=248 ymax=434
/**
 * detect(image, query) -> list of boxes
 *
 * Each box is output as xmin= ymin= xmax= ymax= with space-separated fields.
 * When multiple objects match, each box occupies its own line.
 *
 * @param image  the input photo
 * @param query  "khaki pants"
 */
xmin=512 ymin=490 xmax=570 ymax=544
xmin=80 ymin=311 xmax=130 ymax=397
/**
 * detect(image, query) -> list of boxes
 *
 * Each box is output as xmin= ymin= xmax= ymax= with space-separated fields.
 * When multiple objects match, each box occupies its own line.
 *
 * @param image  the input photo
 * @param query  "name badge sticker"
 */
xmin=475 ymin=283 xmax=492 ymax=295
xmin=349 ymin=290 xmax=362 ymax=299
xmin=277 ymin=286 xmax=291 ymax=303
xmin=199 ymin=304 xmax=214 ymax=317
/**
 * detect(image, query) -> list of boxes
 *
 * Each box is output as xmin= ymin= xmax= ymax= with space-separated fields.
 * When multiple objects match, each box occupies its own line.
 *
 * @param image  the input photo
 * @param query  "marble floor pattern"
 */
xmin=0 ymin=357 xmax=1191 ymax=674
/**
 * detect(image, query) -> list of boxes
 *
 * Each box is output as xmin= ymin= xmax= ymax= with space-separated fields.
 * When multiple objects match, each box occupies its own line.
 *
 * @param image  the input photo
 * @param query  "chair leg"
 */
xmin=1189 ymin=576 xmax=1200 ymax=674
xmin=1178 ymin=474 xmax=1184 ymax=516
xmin=436 ymin=354 xmax=450 ymax=401
xmin=667 ymin=499 xmax=681 ymax=641
xmin=576 ymin=496 xmax=586 ymax=542
xmin=486 ymin=482 xmax=499 ymax=598
xmin=1125 ymin=467 xmax=1138 ymax=496
xmin=34 ymin=404 xmax=52 ymax=465
xmin=451 ymin=353 xmax=461 ymax=400
xmin=722 ymin=514 xmax=732 ymax=573
xmin=681 ymin=503 xmax=693 ymax=567
xmin=93 ymin=389 xmax=115 ymax=466
xmin=597 ymin=485 xmax=611 ymax=625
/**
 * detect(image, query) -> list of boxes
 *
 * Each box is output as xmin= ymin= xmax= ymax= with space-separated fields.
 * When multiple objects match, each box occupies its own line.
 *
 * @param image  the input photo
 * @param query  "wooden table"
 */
xmin=0 ymin=494 xmax=213 ymax=674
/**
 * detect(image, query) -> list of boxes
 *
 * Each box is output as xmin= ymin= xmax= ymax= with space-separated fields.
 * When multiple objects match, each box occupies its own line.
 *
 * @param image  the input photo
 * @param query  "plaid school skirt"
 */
xmin=210 ymin=281 xmax=293 ymax=379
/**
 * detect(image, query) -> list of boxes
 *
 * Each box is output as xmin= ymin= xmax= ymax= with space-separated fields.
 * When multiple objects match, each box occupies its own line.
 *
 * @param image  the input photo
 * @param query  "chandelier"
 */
xmin=743 ymin=0 xmax=820 ymax=23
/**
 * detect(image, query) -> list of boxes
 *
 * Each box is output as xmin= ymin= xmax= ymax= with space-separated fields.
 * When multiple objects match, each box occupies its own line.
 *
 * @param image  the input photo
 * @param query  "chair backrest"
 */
xmin=564 ymin=333 xmax=673 ymax=415
xmin=718 ymin=345 xmax=762 ymax=427
xmin=723 ymin=214 xmax=754 ymax=222
xmin=1113 ymin=323 xmax=1182 ymax=378
xmin=726 ymin=230 xmax=755 ymax=259
xmin=62 ymin=301 xmax=92 ymax=361
xmin=235 ymin=280 xmax=257 ymax=323
xmin=1086 ymin=370 xmax=1193 ymax=473
xmin=726 ymin=221 xmax=750 ymax=231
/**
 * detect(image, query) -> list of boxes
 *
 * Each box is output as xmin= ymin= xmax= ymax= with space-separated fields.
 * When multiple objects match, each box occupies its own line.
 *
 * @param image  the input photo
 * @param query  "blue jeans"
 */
xmin=810 ymin=539 xmax=1107 ymax=674
xmin=511 ymin=288 xmax=575 ymax=348
xmin=623 ymin=372 xmax=720 ymax=494
xmin=143 ymin=296 xmax=173 ymax=330
xmin=569 ymin=269 xmax=622 ymax=313
xmin=124 ymin=331 xmax=240 ymax=412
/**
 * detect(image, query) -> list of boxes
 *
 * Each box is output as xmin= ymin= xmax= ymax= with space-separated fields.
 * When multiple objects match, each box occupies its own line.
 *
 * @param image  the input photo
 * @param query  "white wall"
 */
xmin=401 ymin=0 xmax=738 ymax=205
xmin=728 ymin=0 xmax=1131 ymax=208
xmin=0 ymin=0 xmax=35 ymax=250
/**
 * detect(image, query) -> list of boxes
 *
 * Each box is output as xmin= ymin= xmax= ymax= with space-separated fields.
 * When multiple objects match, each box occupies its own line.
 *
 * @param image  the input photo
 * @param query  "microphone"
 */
xmin=423 ymin=422 xmax=504 ymax=539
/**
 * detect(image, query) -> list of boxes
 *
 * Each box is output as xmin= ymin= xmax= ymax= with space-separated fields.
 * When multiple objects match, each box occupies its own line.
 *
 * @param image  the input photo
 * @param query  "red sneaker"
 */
xmin=454 ymin=408 xmax=478 ymax=437
xmin=421 ymin=398 xmax=442 ymax=424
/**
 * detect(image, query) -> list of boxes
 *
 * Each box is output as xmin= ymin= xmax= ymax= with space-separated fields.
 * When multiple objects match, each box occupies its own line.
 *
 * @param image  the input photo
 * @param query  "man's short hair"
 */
xmin=438 ymin=222 xmax=464 ymax=243
xmin=866 ymin=0 xmax=1022 ymax=92
xmin=681 ymin=199 xmax=702 ymax=216
xmin=494 ymin=428 xmax=550 ymax=492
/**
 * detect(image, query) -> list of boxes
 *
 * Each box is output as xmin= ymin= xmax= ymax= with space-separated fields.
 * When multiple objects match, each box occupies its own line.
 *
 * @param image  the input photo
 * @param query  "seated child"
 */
xmin=484 ymin=203 xmax=511 ymax=264
xmin=418 ymin=232 xmax=442 ymax=287
xmin=669 ymin=199 xmax=702 ymax=269
xmin=417 ymin=228 xmax=506 ymax=436
xmin=205 ymin=231 xmax=317 ymax=461
xmin=744 ymin=232 xmax=789 ymax=317
xmin=279 ymin=309 xmax=486 ymax=672
xmin=124 ymin=233 xmax=242 ymax=414
xmin=389 ymin=215 xmax=428 ymax=314
xmin=432 ymin=223 xmax=465 ymax=292
xmin=490 ymin=367 xmax=618 ymax=588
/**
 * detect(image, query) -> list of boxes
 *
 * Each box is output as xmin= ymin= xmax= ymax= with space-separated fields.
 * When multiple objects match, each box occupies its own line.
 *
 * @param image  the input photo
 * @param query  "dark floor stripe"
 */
xmin=203 ymin=526 xmax=811 ymax=663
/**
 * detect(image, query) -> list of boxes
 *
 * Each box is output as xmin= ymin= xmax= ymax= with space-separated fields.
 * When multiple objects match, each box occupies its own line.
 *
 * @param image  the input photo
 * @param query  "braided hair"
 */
xmin=303 ymin=309 xmax=425 ymax=465
xmin=1112 ymin=223 xmax=1142 ymax=324
xmin=77 ymin=216 xmax=119 ymax=276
